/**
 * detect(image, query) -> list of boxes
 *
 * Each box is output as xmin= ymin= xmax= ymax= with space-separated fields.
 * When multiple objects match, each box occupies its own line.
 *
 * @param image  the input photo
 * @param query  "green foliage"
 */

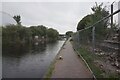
xmin=47 ymin=28 xmax=59 ymax=41
xmin=38 ymin=25 xmax=47 ymax=36
xmin=78 ymin=47 xmax=104 ymax=78
xmin=77 ymin=15 xmax=92 ymax=31
xmin=2 ymin=24 xmax=59 ymax=47
xmin=77 ymin=3 xmax=109 ymax=40
xmin=29 ymin=26 xmax=59 ymax=42
xmin=29 ymin=25 xmax=47 ymax=38
xmin=2 ymin=24 xmax=32 ymax=47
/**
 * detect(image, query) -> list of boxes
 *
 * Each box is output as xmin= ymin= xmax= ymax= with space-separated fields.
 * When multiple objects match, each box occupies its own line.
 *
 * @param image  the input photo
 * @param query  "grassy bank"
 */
xmin=77 ymin=47 xmax=104 ymax=78
xmin=44 ymin=40 xmax=67 ymax=78
xmin=44 ymin=57 xmax=56 ymax=79
xmin=70 ymin=38 xmax=120 ymax=79
xmin=76 ymin=47 xmax=120 ymax=79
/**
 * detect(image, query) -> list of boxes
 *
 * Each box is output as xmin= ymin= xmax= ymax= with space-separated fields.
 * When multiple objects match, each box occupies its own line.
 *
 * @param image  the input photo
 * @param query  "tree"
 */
xmin=47 ymin=28 xmax=59 ymax=41
xmin=17 ymin=27 xmax=32 ymax=43
xmin=30 ymin=25 xmax=47 ymax=38
xmin=91 ymin=3 xmax=109 ymax=40
xmin=2 ymin=24 xmax=32 ymax=47
xmin=77 ymin=3 xmax=109 ymax=40
xmin=13 ymin=15 xmax=21 ymax=25
xmin=29 ymin=26 xmax=59 ymax=42
xmin=37 ymin=25 xmax=47 ymax=37
xmin=77 ymin=15 xmax=92 ymax=31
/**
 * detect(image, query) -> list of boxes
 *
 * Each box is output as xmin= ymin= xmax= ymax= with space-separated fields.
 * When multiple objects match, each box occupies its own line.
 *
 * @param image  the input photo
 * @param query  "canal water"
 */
xmin=2 ymin=40 xmax=65 ymax=78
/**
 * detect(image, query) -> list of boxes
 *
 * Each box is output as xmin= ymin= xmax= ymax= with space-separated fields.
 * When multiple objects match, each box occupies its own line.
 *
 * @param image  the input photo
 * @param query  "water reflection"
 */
xmin=31 ymin=42 xmax=46 ymax=54
xmin=2 ymin=40 xmax=64 ymax=78
xmin=3 ymin=42 xmax=47 ymax=57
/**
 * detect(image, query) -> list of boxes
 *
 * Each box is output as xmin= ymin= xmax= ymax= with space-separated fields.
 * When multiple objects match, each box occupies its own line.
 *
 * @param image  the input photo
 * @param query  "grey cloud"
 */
xmin=2 ymin=2 xmax=96 ymax=34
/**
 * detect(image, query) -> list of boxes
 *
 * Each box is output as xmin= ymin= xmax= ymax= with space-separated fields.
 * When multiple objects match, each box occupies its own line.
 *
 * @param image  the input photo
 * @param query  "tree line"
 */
xmin=2 ymin=15 xmax=59 ymax=48
xmin=77 ymin=3 xmax=119 ymax=41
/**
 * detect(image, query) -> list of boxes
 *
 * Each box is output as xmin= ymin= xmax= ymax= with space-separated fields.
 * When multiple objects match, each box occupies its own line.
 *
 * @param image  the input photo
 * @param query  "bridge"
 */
xmin=58 ymin=34 xmax=66 ymax=40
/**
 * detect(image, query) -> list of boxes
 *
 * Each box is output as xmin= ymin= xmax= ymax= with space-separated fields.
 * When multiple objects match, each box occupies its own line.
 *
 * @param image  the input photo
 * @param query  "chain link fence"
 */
xmin=72 ymin=3 xmax=120 ymax=78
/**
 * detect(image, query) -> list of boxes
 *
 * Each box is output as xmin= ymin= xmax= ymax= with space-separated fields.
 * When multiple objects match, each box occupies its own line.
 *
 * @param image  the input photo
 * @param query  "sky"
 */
xmin=1 ymin=1 xmax=119 ymax=34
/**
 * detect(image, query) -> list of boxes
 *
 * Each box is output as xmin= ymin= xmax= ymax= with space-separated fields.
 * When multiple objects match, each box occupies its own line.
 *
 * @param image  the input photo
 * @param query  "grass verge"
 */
xmin=44 ymin=58 xmax=56 ymax=79
xmin=78 ymin=47 xmax=104 ymax=78
xmin=76 ymin=46 xmax=120 ymax=79
xmin=44 ymin=40 xmax=67 ymax=79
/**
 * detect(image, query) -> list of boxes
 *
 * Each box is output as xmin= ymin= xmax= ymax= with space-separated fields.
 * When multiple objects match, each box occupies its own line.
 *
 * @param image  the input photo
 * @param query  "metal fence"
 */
xmin=72 ymin=3 xmax=120 ymax=78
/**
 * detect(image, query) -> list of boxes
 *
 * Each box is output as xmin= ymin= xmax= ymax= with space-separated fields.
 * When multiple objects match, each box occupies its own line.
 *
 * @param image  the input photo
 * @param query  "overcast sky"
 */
xmin=1 ymin=2 xmax=119 ymax=34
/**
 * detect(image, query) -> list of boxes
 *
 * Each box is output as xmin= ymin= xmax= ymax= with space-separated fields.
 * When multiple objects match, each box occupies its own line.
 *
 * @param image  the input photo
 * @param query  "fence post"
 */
xmin=78 ymin=31 xmax=80 ymax=48
xmin=92 ymin=27 xmax=95 ymax=53
xmin=111 ymin=3 xmax=113 ymax=38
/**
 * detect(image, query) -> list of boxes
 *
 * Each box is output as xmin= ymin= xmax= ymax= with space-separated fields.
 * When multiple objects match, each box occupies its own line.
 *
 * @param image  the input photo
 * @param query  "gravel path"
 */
xmin=51 ymin=38 xmax=93 ymax=78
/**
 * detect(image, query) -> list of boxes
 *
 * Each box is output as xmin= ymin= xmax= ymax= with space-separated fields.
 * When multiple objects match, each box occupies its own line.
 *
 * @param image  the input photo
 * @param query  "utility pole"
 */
xmin=111 ymin=3 xmax=113 ymax=30
xmin=111 ymin=1 xmax=115 ymax=38
xmin=118 ymin=1 xmax=120 ymax=41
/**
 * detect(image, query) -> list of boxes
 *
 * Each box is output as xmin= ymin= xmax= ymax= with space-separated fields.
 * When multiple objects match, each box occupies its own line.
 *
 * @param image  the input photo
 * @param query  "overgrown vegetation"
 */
xmin=2 ymin=15 xmax=59 ymax=54
xmin=2 ymin=24 xmax=59 ymax=45
xmin=77 ymin=47 xmax=120 ymax=79
xmin=77 ymin=3 xmax=110 ymax=40
xmin=78 ymin=47 xmax=104 ymax=78
xmin=73 ymin=2 xmax=120 ymax=79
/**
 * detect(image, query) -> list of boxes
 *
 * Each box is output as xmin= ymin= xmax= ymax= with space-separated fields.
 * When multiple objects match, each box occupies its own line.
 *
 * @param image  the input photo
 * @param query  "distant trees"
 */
xmin=29 ymin=25 xmax=59 ymax=42
xmin=29 ymin=25 xmax=47 ymax=38
xmin=38 ymin=25 xmax=47 ymax=37
xmin=65 ymin=31 xmax=73 ymax=39
xmin=2 ymin=14 xmax=59 ymax=49
xmin=2 ymin=24 xmax=59 ymax=48
xmin=47 ymin=28 xmax=59 ymax=41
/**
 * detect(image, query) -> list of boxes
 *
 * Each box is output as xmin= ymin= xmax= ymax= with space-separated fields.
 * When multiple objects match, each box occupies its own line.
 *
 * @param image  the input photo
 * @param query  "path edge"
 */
xmin=43 ymin=40 xmax=67 ymax=78
xmin=71 ymin=41 xmax=97 ymax=80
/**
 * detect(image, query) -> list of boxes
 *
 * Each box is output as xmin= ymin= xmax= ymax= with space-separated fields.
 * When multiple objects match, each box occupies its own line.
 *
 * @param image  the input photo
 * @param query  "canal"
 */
xmin=2 ymin=40 xmax=65 ymax=78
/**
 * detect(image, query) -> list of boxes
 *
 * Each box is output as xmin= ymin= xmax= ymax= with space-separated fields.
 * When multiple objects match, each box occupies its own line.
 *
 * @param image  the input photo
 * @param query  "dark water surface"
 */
xmin=2 ymin=40 xmax=65 ymax=78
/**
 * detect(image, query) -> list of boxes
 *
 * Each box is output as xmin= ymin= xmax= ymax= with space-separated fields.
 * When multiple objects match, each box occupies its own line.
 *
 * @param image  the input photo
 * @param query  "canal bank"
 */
xmin=44 ymin=38 xmax=93 ymax=78
xmin=44 ymin=39 xmax=67 ymax=78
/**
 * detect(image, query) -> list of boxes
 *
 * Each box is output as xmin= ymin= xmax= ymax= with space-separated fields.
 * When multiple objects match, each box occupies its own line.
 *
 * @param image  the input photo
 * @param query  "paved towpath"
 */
xmin=51 ymin=38 xmax=93 ymax=78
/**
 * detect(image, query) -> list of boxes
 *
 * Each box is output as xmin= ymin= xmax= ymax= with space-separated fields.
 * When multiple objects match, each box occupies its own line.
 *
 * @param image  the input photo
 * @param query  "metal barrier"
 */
xmin=72 ymin=2 xmax=120 ymax=78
